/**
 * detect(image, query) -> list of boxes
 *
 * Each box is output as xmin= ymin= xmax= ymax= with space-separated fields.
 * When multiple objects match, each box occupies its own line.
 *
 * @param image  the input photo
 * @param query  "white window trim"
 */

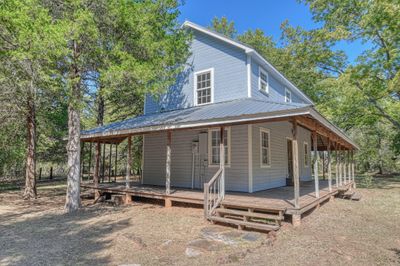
xmin=259 ymin=127 xmax=271 ymax=168
xmin=194 ymin=68 xmax=214 ymax=106
xmin=304 ymin=141 xmax=310 ymax=168
xmin=258 ymin=67 xmax=269 ymax=94
xmin=208 ymin=127 xmax=231 ymax=168
xmin=285 ymin=88 xmax=292 ymax=103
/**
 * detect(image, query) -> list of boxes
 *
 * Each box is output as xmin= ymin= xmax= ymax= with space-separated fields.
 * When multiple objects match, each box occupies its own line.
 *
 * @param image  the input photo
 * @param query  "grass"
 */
xmin=0 ymin=175 xmax=399 ymax=265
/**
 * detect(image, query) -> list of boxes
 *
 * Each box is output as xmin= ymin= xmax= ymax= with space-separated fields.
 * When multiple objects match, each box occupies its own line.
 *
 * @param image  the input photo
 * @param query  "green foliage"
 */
xmin=210 ymin=1 xmax=400 ymax=173
xmin=209 ymin=17 xmax=237 ymax=38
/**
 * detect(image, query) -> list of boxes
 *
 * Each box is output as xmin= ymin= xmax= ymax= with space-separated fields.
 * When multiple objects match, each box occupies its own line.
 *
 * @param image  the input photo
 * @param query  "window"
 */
xmin=285 ymin=88 xmax=292 ymax=103
xmin=304 ymin=142 xmax=309 ymax=167
xmin=259 ymin=68 xmax=269 ymax=93
xmin=195 ymin=69 xmax=213 ymax=105
xmin=260 ymin=128 xmax=271 ymax=167
xmin=208 ymin=128 xmax=230 ymax=165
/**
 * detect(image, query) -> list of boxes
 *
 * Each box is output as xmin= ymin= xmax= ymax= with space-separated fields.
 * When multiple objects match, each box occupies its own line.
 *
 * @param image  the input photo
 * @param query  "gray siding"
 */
xmin=250 ymin=60 xmax=305 ymax=104
xmin=142 ymin=122 xmax=311 ymax=193
xmin=143 ymin=125 xmax=249 ymax=192
xmin=145 ymin=30 xmax=248 ymax=114
xmin=251 ymin=121 xmax=312 ymax=192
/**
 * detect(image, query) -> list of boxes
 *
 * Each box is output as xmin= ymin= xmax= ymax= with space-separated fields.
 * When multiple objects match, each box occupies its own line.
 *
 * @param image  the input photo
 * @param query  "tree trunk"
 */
xmin=23 ymin=94 xmax=37 ymax=199
xmin=97 ymin=92 xmax=104 ymax=126
xmin=65 ymin=40 xmax=82 ymax=212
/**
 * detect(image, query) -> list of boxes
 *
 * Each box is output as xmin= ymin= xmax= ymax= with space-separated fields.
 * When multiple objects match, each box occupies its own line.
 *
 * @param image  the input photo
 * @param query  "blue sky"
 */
xmin=178 ymin=0 xmax=367 ymax=63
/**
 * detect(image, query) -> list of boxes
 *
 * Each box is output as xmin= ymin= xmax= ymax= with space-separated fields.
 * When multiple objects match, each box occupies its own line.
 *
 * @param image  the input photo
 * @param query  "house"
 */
xmin=80 ymin=21 xmax=358 ymax=231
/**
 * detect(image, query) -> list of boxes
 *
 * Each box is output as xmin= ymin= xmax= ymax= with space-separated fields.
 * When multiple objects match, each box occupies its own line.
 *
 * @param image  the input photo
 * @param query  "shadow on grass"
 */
xmin=0 ymin=205 xmax=130 ymax=265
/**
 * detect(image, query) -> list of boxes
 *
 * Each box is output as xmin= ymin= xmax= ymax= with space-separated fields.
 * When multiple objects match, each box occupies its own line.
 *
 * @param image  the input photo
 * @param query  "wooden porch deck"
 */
xmin=81 ymin=180 xmax=353 ymax=216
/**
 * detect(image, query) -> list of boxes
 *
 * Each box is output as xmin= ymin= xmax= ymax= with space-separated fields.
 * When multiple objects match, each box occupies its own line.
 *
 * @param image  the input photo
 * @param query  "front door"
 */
xmin=287 ymin=139 xmax=294 ymax=186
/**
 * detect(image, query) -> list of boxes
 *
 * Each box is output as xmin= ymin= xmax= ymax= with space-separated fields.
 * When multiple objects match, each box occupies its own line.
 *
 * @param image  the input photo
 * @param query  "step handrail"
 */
xmin=204 ymin=167 xmax=224 ymax=218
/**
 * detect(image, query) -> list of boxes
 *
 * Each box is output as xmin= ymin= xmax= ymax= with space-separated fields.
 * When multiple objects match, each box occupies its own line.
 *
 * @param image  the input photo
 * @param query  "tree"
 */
xmin=0 ymin=0 xmax=63 ymax=199
xmin=43 ymin=0 xmax=190 ymax=212
xmin=209 ymin=17 xmax=237 ymax=38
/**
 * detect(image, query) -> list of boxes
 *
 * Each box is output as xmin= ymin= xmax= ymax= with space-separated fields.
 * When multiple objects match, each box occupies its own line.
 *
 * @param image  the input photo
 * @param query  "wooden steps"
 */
xmin=209 ymin=216 xmax=280 ymax=231
xmin=208 ymin=203 xmax=285 ymax=231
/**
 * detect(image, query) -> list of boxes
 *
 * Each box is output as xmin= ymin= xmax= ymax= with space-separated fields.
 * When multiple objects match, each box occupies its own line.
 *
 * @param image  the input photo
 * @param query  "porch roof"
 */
xmin=80 ymin=98 xmax=358 ymax=149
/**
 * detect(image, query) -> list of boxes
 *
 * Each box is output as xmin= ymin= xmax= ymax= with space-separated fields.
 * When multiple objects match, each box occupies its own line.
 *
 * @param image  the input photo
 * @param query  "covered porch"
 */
xmin=80 ymin=99 xmax=358 ymax=229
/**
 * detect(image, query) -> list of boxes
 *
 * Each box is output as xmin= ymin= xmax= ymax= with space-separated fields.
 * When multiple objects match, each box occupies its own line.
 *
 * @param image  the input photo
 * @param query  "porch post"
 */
xmin=114 ymin=144 xmax=118 ymax=182
xmin=102 ymin=142 xmax=106 ymax=183
xmin=348 ymin=149 xmax=352 ymax=187
xmin=335 ymin=142 xmax=339 ymax=188
xmin=351 ymin=150 xmax=356 ymax=188
xmin=220 ymin=126 xmax=225 ymax=198
xmin=88 ymin=142 xmax=92 ymax=180
xmin=338 ymin=145 xmax=342 ymax=186
xmin=94 ymin=142 xmax=101 ymax=199
xmin=327 ymin=137 xmax=332 ymax=192
xmin=343 ymin=149 xmax=347 ymax=184
xmin=313 ymin=131 xmax=319 ymax=198
xmin=165 ymin=131 xmax=172 ymax=207
xmin=292 ymin=119 xmax=300 ymax=209
xmin=108 ymin=143 xmax=112 ymax=182
xmin=126 ymin=136 xmax=132 ymax=189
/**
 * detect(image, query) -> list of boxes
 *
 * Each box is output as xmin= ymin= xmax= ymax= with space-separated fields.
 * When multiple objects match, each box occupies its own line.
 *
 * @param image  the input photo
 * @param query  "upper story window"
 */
xmin=259 ymin=68 xmax=269 ymax=93
xmin=260 ymin=128 xmax=271 ymax=167
xmin=195 ymin=68 xmax=214 ymax=106
xmin=208 ymin=127 xmax=231 ymax=166
xmin=285 ymin=88 xmax=292 ymax=103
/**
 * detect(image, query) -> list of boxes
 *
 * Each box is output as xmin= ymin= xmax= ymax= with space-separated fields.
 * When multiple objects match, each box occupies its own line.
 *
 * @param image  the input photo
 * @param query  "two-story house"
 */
xmin=81 ymin=21 xmax=358 ymax=230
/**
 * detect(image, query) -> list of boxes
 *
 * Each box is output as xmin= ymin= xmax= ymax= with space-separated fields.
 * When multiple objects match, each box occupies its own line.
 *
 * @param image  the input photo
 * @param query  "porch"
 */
xmin=81 ymin=179 xmax=353 ymax=222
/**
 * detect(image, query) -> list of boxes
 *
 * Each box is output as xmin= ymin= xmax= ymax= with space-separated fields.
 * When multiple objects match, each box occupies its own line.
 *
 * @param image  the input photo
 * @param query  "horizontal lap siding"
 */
xmin=205 ymin=125 xmax=249 ymax=192
xmin=298 ymin=126 xmax=312 ymax=181
xmin=251 ymin=121 xmax=311 ymax=192
xmin=250 ymin=60 xmax=305 ymax=104
xmin=143 ymin=132 xmax=167 ymax=186
xmin=143 ymin=125 xmax=249 ymax=192
xmin=144 ymin=30 xmax=248 ymax=114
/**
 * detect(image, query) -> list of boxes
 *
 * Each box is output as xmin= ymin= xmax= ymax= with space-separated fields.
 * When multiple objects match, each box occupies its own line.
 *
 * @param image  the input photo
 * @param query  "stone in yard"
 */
xmin=185 ymin=247 xmax=203 ymax=258
xmin=187 ymin=238 xmax=222 ymax=252
xmin=242 ymin=232 xmax=263 ymax=242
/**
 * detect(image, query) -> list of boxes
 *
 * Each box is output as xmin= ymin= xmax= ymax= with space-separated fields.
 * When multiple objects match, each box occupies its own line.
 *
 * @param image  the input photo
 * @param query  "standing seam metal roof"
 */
xmin=82 ymin=98 xmax=310 ymax=136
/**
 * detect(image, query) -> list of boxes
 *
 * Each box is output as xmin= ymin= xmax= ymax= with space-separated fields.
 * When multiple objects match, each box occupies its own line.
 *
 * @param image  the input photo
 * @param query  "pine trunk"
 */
xmin=65 ymin=99 xmax=81 ymax=212
xmin=23 ymin=95 xmax=37 ymax=199
xmin=65 ymin=40 xmax=82 ymax=212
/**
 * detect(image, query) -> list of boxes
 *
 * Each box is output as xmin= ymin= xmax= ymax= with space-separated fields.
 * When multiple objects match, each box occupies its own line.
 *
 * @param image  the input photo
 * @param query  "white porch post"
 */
xmin=220 ymin=126 xmax=225 ymax=198
xmin=352 ymin=150 xmax=356 ymax=188
xmin=166 ymin=131 xmax=172 ymax=195
xmin=338 ymin=145 xmax=342 ymax=186
xmin=348 ymin=149 xmax=352 ymax=186
xmin=165 ymin=131 xmax=172 ymax=207
xmin=126 ymin=136 xmax=132 ymax=188
xmin=343 ymin=149 xmax=347 ymax=184
xmin=292 ymin=119 xmax=300 ymax=209
xmin=327 ymin=137 xmax=332 ymax=192
xmin=313 ymin=131 xmax=320 ymax=198
xmin=335 ymin=142 xmax=339 ymax=188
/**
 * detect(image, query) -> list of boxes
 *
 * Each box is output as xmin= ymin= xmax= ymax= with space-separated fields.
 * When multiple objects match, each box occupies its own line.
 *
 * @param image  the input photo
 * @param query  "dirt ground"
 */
xmin=0 ymin=176 xmax=399 ymax=266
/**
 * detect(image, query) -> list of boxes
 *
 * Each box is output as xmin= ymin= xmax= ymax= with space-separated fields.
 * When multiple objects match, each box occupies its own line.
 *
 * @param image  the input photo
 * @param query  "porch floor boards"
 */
xmin=81 ymin=180 xmax=352 ymax=215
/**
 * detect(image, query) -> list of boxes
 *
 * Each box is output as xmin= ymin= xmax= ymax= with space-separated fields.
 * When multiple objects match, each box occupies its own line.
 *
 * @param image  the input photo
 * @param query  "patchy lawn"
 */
xmin=0 ymin=176 xmax=399 ymax=265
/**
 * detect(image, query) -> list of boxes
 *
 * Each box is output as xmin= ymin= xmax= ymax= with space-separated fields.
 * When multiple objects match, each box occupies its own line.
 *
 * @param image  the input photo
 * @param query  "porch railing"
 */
xmin=204 ymin=167 xmax=224 ymax=218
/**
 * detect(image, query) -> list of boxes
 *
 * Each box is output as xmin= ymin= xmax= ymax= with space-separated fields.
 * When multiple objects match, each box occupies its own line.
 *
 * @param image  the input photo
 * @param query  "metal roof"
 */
xmin=82 ymin=98 xmax=310 ymax=137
